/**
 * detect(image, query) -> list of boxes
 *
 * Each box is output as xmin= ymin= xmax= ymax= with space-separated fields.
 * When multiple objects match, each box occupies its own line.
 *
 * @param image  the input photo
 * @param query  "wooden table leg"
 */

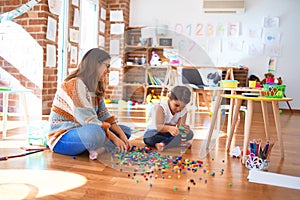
xmin=242 ymin=100 xmax=254 ymax=164
xmin=20 ymin=93 xmax=29 ymax=126
xmin=2 ymin=93 xmax=9 ymax=140
xmin=226 ymin=99 xmax=243 ymax=151
xmin=272 ymin=101 xmax=284 ymax=158
xmin=206 ymin=90 xmax=223 ymax=149
xmin=261 ymin=101 xmax=270 ymax=140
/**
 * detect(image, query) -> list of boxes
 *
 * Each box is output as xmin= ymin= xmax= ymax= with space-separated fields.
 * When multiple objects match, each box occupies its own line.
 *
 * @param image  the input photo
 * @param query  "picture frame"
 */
xmin=158 ymin=37 xmax=172 ymax=47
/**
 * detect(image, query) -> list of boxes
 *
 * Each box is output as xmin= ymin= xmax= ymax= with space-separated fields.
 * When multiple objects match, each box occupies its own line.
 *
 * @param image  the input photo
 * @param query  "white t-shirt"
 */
xmin=147 ymin=100 xmax=187 ymax=130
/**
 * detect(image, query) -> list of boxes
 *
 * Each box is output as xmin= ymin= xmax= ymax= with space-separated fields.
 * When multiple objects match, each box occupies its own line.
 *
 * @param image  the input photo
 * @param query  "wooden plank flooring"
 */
xmin=1 ymin=110 xmax=300 ymax=200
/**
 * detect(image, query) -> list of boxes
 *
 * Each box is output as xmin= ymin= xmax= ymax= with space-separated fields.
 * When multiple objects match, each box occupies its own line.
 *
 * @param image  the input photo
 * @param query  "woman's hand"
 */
xmin=107 ymin=130 xmax=128 ymax=153
xmin=119 ymin=134 xmax=132 ymax=151
xmin=168 ymin=126 xmax=179 ymax=136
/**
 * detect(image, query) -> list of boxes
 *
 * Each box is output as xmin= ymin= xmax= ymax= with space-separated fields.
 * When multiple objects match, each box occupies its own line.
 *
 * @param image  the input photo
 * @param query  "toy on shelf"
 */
xmin=150 ymin=51 xmax=162 ymax=66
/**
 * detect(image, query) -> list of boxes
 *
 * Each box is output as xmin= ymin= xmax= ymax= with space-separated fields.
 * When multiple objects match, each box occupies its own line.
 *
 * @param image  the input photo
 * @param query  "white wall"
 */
xmin=130 ymin=0 xmax=300 ymax=109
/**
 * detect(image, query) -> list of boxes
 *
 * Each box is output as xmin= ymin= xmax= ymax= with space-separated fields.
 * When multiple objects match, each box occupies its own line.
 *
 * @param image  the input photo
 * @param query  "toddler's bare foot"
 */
xmin=89 ymin=147 xmax=106 ymax=160
xmin=155 ymin=143 xmax=165 ymax=152
xmin=187 ymin=141 xmax=193 ymax=149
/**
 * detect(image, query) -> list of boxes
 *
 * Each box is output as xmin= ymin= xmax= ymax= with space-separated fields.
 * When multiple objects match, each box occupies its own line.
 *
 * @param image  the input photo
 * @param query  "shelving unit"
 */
xmin=122 ymin=27 xmax=173 ymax=104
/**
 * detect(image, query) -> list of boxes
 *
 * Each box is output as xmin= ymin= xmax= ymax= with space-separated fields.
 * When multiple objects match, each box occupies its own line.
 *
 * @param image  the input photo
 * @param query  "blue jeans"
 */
xmin=143 ymin=129 xmax=194 ymax=149
xmin=53 ymin=124 xmax=131 ymax=156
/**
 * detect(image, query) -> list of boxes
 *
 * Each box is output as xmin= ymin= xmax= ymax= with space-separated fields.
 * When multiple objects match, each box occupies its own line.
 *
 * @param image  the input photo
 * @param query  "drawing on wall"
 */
xmin=268 ymin=57 xmax=277 ymax=73
xmin=46 ymin=44 xmax=56 ymax=67
xmin=99 ymin=21 xmax=105 ymax=33
xmin=46 ymin=16 xmax=57 ymax=42
xmin=100 ymin=7 xmax=106 ymax=20
xmin=110 ymin=39 xmax=120 ymax=55
xmin=223 ymin=39 xmax=244 ymax=52
xmin=248 ymin=43 xmax=264 ymax=56
xmin=265 ymin=44 xmax=281 ymax=57
xmin=263 ymin=16 xmax=279 ymax=28
xmin=248 ymin=28 xmax=262 ymax=38
xmin=70 ymin=46 xmax=77 ymax=65
xmin=110 ymin=23 xmax=124 ymax=35
xmin=110 ymin=10 xmax=123 ymax=22
xmin=73 ymin=8 xmax=80 ymax=27
xmin=69 ymin=28 xmax=79 ymax=43
xmin=262 ymin=30 xmax=281 ymax=44
xmin=48 ymin=0 xmax=61 ymax=15
xmin=99 ymin=35 xmax=105 ymax=47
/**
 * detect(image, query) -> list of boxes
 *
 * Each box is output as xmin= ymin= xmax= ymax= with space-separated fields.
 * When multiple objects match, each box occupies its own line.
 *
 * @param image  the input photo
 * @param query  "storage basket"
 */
xmin=219 ymin=80 xmax=239 ymax=88
xmin=263 ymin=84 xmax=286 ymax=98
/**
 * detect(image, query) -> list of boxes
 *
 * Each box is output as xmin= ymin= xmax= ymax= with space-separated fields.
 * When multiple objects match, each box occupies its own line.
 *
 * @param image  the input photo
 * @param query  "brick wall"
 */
xmin=105 ymin=0 xmax=130 ymax=101
xmin=0 ymin=0 xmax=58 ymax=115
xmin=0 ymin=0 xmax=130 ymax=116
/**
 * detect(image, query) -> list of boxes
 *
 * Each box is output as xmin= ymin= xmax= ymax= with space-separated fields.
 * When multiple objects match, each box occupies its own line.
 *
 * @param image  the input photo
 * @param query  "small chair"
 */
xmin=182 ymin=68 xmax=210 ymax=111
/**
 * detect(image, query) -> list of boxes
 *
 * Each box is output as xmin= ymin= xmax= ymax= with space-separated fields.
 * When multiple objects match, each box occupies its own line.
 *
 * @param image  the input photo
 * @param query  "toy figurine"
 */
xmin=150 ymin=51 xmax=162 ymax=66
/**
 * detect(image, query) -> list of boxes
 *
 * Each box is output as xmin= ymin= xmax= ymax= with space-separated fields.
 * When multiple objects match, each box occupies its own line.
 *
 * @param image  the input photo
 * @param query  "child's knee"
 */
xmin=187 ymin=131 xmax=194 ymax=140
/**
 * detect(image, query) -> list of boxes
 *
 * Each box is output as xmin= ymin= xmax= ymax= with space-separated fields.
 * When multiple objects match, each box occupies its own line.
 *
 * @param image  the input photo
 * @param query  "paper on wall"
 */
xmin=46 ymin=44 xmax=56 ymax=67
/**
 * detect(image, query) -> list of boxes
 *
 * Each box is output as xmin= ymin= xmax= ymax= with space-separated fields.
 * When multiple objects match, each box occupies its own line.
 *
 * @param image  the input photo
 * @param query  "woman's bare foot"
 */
xmin=155 ymin=143 xmax=165 ymax=152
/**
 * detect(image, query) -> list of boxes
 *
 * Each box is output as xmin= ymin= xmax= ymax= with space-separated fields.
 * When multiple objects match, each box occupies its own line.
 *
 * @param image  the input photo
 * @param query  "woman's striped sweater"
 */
xmin=47 ymin=78 xmax=116 ymax=150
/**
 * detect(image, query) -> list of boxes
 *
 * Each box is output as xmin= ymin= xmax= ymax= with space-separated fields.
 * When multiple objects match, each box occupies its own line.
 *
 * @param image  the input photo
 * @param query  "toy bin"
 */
xmin=219 ymin=80 xmax=239 ymax=88
xmin=27 ymin=120 xmax=49 ymax=146
xmin=263 ymin=84 xmax=286 ymax=98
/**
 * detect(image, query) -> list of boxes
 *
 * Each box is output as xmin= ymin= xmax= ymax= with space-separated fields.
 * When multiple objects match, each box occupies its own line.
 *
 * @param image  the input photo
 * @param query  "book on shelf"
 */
xmin=148 ymin=72 xmax=163 ymax=86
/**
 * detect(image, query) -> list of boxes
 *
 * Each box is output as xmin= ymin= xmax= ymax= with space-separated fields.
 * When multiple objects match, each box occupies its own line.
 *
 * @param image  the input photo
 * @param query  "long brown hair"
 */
xmin=65 ymin=48 xmax=111 ymax=97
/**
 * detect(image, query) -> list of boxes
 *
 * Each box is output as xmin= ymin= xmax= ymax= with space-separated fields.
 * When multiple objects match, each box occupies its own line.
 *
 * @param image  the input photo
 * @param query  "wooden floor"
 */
xmin=1 ymin=109 xmax=300 ymax=200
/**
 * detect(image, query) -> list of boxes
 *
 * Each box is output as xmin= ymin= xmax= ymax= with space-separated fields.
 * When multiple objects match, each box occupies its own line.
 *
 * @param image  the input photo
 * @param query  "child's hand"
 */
xmin=169 ymin=126 xmax=179 ymax=136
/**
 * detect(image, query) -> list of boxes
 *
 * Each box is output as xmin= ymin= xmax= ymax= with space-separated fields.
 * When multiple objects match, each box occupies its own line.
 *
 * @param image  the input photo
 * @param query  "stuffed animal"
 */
xmin=261 ymin=72 xmax=274 ymax=84
xmin=261 ymin=72 xmax=283 ymax=85
xmin=207 ymin=72 xmax=221 ymax=85
xmin=150 ymin=51 xmax=162 ymax=66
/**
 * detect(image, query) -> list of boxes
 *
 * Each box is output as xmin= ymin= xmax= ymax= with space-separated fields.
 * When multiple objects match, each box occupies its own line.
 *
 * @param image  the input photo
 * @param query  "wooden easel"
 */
xmin=160 ymin=65 xmax=179 ymax=99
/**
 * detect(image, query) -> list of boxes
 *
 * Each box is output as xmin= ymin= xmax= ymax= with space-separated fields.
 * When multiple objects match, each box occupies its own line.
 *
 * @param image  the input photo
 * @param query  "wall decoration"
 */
xmin=72 ymin=0 xmax=79 ymax=7
xmin=268 ymin=57 xmax=277 ymax=73
xmin=70 ymin=46 xmax=77 ymax=65
xmin=228 ymin=22 xmax=240 ymax=37
xmin=46 ymin=16 xmax=57 ymax=42
xmin=248 ymin=43 xmax=264 ymax=56
xmin=99 ymin=35 xmax=105 ymax=47
xmin=265 ymin=44 xmax=281 ymax=57
xmin=46 ymin=44 xmax=56 ymax=67
xmin=73 ymin=8 xmax=80 ymax=27
xmin=48 ymin=0 xmax=61 ymax=15
xmin=110 ymin=10 xmax=123 ymax=22
xmin=99 ymin=21 xmax=105 ymax=33
xmin=69 ymin=28 xmax=79 ymax=43
xmin=248 ymin=28 xmax=262 ymax=38
xmin=110 ymin=23 xmax=124 ymax=35
xmin=263 ymin=16 xmax=279 ymax=28
xmin=262 ymin=30 xmax=281 ymax=44
xmin=110 ymin=39 xmax=120 ymax=55
xmin=216 ymin=23 xmax=227 ymax=37
xmin=100 ymin=7 xmax=106 ymax=20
